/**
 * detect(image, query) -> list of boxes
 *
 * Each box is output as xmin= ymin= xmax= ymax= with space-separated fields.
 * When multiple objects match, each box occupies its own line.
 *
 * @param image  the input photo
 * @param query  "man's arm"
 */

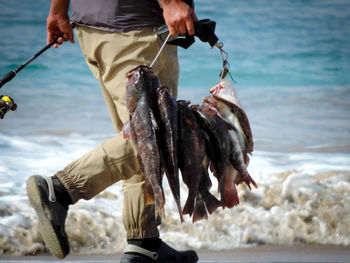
xmin=158 ymin=0 xmax=197 ymax=36
xmin=47 ymin=0 xmax=74 ymax=48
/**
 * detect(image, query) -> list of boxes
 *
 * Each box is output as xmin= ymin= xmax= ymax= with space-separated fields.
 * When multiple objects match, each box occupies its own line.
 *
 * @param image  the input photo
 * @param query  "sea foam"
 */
xmin=1 ymin=133 xmax=350 ymax=255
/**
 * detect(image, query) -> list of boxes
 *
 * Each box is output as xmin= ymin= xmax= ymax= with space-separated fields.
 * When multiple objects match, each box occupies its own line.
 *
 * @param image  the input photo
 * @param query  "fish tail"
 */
xmin=182 ymin=195 xmax=195 ymax=216
xmin=192 ymin=194 xmax=208 ymax=223
xmin=223 ymin=167 xmax=240 ymax=208
xmin=202 ymin=191 xmax=221 ymax=214
xmin=224 ymin=182 xmax=240 ymax=208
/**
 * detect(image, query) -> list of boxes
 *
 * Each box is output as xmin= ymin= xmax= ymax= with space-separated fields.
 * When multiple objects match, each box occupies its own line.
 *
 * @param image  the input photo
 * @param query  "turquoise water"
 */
xmin=1 ymin=0 xmax=350 ymax=257
xmin=1 ymin=0 xmax=349 ymax=152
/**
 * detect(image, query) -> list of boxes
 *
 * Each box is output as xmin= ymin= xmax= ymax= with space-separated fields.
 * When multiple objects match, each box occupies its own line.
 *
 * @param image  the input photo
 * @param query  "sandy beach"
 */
xmin=1 ymin=245 xmax=350 ymax=263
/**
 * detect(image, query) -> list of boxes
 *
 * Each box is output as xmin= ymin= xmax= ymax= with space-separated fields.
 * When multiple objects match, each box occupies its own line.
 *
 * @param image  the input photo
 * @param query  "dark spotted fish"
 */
xmin=155 ymin=86 xmax=183 ymax=222
xmin=125 ymin=65 xmax=164 ymax=219
xmin=191 ymin=104 xmax=237 ymax=208
xmin=177 ymin=100 xmax=205 ymax=217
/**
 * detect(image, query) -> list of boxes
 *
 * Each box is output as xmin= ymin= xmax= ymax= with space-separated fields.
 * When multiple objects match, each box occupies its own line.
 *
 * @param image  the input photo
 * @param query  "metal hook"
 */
xmin=215 ymin=42 xmax=234 ymax=81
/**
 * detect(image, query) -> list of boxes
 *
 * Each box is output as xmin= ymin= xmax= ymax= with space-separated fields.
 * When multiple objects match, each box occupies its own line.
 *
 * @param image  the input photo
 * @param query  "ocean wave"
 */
xmin=1 ymin=147 xmax=350 ymax=255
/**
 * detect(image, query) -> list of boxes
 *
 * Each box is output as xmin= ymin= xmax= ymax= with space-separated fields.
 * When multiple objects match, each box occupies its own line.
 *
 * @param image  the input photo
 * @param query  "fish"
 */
xmin=203 ymin=96 xmax=250 ymax=161
xmin=191 ymin=104 xmax=237 ymax=208
xmin=228 ymin=129 xmax=258 ymax=190
xmin=192 ymin=191 xmax=208 ymax=223
xmin=125 ymin=65 xmax=165 ymax=219
xmin=177 ymin=100 xmax=206 ymax=217
xmin=208 ymin=79 xmax=257 ymax=190
xmin=222 ymin=165 xmax=240 ymax=208
xmin=198 ymin=171 xmax=222 ymax=216
xmin=155 ymin=86 xmax=183 ymax=222
xmin=192 ymin=154 xmax=222 ymax=222
xmin=125 ymin=67 xmax=256 ymax=221
xmin=210 ymin=78 xmax=254 ymax=154
xmin=199 ymin=154 xmax=222 ymax=214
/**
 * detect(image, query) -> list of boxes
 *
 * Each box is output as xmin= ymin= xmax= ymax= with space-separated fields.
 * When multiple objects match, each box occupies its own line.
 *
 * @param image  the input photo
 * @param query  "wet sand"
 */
xmin=1 ymin=245 xmax=350 ymax=262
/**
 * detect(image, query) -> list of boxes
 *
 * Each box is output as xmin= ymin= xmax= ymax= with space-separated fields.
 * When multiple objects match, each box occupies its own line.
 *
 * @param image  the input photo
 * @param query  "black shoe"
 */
xmin=120 ymin=240 xmax=199 ymax=263
xmin=26 ymin=175 xmax=70 ymax=258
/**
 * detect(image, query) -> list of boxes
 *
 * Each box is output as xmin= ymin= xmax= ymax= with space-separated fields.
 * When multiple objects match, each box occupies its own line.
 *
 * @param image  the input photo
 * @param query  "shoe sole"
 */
xmin=26 ymin=175 xmax=67 ymax=259
xmin=120 ymin=253 xmax=153 ymax=263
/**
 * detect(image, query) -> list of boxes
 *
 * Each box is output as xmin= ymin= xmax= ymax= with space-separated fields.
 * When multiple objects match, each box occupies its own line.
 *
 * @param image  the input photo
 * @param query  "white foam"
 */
xmin=1 ymin=133 xmax=350 ymax=255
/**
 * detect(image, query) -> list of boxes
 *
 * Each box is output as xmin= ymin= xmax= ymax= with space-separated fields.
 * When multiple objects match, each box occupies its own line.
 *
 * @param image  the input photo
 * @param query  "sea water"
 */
xmin=1 ymin=0 xmax=350 ymax=257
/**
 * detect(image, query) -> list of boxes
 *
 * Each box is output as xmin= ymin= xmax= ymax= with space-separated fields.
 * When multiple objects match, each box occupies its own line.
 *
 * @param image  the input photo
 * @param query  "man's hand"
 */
xmin=47 ymin=0 xmax=74 ymax=48
xmin=159 ymin=0 xmax=198 ymax=36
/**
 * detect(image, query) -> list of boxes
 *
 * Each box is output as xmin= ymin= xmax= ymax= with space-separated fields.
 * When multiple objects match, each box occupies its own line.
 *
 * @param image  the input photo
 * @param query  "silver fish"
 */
xmin=210 ymin=79 xmax=254 ymax=153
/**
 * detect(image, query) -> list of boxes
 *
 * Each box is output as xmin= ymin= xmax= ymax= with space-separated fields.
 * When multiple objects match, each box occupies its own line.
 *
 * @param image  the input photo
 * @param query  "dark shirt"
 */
xmin=70 ymin=0 xmax=164 ymax=32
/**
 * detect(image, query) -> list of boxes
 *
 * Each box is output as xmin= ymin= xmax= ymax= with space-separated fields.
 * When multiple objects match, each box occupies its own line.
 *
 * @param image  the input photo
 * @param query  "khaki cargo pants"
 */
xmin=55 ymin=25 xmax=179 ymax=239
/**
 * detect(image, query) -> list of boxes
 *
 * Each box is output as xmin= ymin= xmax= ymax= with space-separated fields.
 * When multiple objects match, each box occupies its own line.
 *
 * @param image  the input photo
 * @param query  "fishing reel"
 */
xmin=0 ymin=95 xmax=17 ymax=119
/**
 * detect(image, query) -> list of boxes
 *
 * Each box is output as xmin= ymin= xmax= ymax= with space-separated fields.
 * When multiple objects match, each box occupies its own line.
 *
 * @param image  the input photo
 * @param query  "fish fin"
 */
xmin=177 ymin=100 xmax=191 ymax=106
xmin=145 ymin=181 xmax=155 ymax=206
xmin=122 ymin=120 xmax=131 ymax=141
xmin=182 ymin=195 xmax=195 ymax=216
xmin=209 ymin=162 xmax=217 ymax=177
xmin=155 ymin=204 xmax=165 ymax=219
xmin=244 ymin=154 xmax=250 ymax=166
xmin=234 ymin=170 xmax=258 ymax=190
xmin=175 ymin=199 xmax=184 ymax=223
xmin=229 ymin=153 xmax=253 ymax=190
xmin=224 ymin=182 xmax=240 ymax=208
xmin=202 ymin=191 xmax=221 ymax=214
xmin=223 ymin=167 xmax=240 ymax=208
xmin=153 ymin=186 xmax=166 ymax=219
xmin=203 ymin=171 xmax=212 ymax=189
xmin=135 ymin=155 xmax=153 ymax=206
xmin=241 ymin=173 xmax=258 ymax=189
xmin=192 ymin=194 xmax=208 ymax=223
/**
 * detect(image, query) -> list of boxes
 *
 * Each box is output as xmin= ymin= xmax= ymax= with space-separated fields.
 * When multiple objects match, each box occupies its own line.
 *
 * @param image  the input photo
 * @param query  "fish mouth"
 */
xmin=126 ymin=67 xmax=141 ymax=78
xmin=126 ymin=71 xmax=135 ymax=78
xmin=209 ymin=81 xmax=223 ymax=95
xmin=126 ymin=65 xmax=154 ymax=78
xmin=203 ymin=96 xmax=216 ymax=107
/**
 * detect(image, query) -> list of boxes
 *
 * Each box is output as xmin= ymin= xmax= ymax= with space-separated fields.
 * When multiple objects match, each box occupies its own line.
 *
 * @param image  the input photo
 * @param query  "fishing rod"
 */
xmin=0 ymin=38 xmax=60 ymax=119
xmin=0 ymin=25 xmax=75 ymax=119
xmin=0 ymin=37 xmax=61 ymax=89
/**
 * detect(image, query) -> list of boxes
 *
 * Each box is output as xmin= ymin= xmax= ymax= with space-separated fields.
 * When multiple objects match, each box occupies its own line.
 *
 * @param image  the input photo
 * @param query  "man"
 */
xmin=26 ymin=0 xmax=199 ymax=262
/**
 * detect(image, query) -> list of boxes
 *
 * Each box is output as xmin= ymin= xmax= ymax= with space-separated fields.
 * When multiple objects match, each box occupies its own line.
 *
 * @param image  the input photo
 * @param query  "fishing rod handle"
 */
xmin=0 ymin=71 xmax=16 ymax=89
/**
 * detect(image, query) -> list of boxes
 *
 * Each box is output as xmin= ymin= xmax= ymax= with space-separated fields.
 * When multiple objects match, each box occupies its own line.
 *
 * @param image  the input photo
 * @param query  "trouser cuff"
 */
xmin=126 ymin=227 xmax=160 ymax=240
xmin=54 ymin=170 xmax=80 ymax=204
